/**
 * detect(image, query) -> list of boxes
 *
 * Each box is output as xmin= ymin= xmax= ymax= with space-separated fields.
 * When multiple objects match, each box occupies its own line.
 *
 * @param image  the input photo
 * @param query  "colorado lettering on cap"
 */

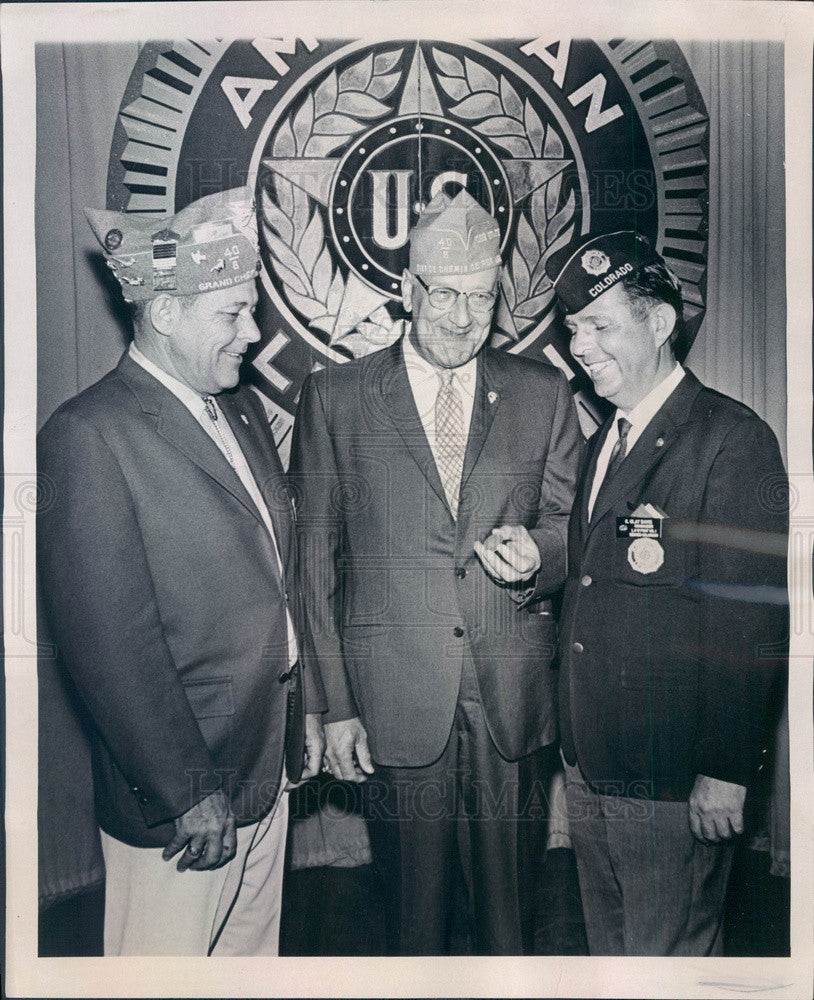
xmin=589 ymin=262 xmax=634 ymax=298
xmin=547 ymin=230 xmax=662 ymax=315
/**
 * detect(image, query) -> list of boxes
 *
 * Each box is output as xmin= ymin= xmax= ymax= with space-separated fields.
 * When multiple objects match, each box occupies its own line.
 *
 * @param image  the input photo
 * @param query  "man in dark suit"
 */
xmin=549 ymin=231 xmax=788 ymax=955
xmin=289 ymin=190 xmax=583 ymax=954
xmin=37 ymin=187 xmax=326 ymax=955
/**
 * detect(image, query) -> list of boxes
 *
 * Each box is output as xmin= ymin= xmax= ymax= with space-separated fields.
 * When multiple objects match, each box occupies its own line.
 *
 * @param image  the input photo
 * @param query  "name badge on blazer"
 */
xmin=618 ymin=503 xmax=667 ymax=575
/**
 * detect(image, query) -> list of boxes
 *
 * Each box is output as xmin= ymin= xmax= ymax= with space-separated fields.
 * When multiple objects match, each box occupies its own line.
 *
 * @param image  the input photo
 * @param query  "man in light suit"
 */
xmin=289 ymin=190 xmax=583 ymax=954
xmin=549 ymin=231 xmax=788 ymax=955
xmin=37 ymin=187 xmax=326 ymax=955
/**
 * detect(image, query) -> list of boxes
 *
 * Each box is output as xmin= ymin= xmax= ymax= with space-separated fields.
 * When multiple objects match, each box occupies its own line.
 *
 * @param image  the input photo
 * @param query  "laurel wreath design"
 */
xmin=433 ymin=47 xmax=576 ymax=333
xmin=263 ymin=45 xmax=576 ymax=347
xmin=262 ymin=49 xmax=403 ymax=338
xmin=506 ymin=130 xmax=576 ymax=332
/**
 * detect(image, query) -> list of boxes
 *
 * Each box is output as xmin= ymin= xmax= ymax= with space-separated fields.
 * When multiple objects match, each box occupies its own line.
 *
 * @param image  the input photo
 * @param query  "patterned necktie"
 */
xmin=435 ymin=370 xmax=466 ymax=517
xmin=603 ymin=416 xmax=632 ymax=486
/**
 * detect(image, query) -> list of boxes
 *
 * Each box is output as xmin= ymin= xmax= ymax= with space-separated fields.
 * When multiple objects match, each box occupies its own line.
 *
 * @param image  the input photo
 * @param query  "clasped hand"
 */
xmin=474 ymin=524 xmax=541 ymax=584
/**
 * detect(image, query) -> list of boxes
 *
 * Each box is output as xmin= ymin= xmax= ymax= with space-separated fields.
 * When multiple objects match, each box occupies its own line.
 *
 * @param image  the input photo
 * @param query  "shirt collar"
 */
xmin=129 ymin=342 xmax=212 ymax=414
xmin=618 ymin=363 xmax=685 ymax=433
xmin=401 ymin=327 xmax=477 ymax=399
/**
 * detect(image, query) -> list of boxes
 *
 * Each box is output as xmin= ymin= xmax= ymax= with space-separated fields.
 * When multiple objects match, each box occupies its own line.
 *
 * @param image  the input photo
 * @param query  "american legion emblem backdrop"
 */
xmin=103 ymin=38 xmax=711 ymax=458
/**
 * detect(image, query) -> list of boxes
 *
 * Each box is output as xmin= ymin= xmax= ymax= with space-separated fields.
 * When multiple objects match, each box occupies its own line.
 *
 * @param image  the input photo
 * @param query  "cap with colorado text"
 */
xmin=85 ymin=186 xmax=261 ymax=303
xmin=409 ymin=190 xmax=502 ymax=277
xmin=547 ymin=230 xmax=662 ymax=314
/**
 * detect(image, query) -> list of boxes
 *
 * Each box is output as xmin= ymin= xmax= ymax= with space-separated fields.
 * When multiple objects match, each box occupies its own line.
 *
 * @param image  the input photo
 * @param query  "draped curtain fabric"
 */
xmin=34 ymin=41 xmax=790 ymax=901
xmin=36 ymin=43 xmax=139 ymax=426
xmin=682 ymin=41 xmax=787 ymax=461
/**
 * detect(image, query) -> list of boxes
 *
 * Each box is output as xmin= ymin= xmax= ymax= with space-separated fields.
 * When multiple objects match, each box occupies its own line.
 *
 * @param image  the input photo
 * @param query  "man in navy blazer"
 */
xmin=549 ymin=232 xmax=788 ymax=955
xmin=289 ymin=191 xmax=583 ymax=954
xmin=38 ymin=188 xmax=325 ymax=955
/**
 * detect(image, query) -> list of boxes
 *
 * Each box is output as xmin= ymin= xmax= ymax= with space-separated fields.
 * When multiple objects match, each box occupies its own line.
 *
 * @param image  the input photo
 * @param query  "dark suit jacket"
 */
xmin=289 ymin=338 xmax=582 ymax=767
xmin=38 ymin=352 xmax=325 ymax=849
xmin=558 ymin=370 xmax=788 ymax=801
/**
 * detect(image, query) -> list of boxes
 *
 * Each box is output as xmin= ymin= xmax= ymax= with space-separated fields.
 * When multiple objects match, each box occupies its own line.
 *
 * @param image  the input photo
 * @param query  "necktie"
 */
xmin=435 ymin=371 xmax=465 ymax=517
xmin=202 ymin=394 xmax=236 ymax=469
xmin=603 ymin=416 xmax=632 ymax=486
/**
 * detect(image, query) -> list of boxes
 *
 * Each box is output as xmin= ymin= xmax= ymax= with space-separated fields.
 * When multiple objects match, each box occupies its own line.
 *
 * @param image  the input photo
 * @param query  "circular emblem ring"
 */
xmin=107 ymin=38 xmax=709 ymax=433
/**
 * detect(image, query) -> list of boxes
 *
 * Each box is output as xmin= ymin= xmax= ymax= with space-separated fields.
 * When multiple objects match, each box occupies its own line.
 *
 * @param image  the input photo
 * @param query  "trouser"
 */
xmin=364 ymin=654 xmax=551 ymax=955
xmin=101 ymin=790 xmax=289 ymax=956
xmin=563 ymin=759 xmax=734 ymax=955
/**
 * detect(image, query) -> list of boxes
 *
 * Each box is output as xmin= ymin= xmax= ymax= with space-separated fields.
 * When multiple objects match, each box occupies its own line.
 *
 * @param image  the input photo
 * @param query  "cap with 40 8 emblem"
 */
xmin=85 ymin=186 xmax=261 ymax=303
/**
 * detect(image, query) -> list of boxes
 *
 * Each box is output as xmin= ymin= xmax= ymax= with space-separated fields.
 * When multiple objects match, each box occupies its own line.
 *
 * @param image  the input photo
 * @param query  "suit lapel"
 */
xmin=578 ymin=420 xmax=612 ymax=541
xmin=219 ymin=389 xmax=293 ymax=568
xmin=460 ymin=352 xmax=500 ymax=491
xmin=378 ymin=341 xmax=449 ymax=511
xmin=116 ymin=353 xmax=267 ymax=530
xmin=586 ymin=371 xmax=704 ymax=537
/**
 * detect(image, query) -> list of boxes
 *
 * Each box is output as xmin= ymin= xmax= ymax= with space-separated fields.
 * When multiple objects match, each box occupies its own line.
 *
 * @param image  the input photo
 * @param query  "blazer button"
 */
xmin=455 ymin=568 xmax=466 ymax=579
xmin=572 ymin=641 xmax=584 ymax=654
xmin=453 ymin=626 xmax=465 ymax=637
xmin=278 ymin=669 xmax=292 ymax=684
xmin=581 ymin=575 xmax=592 ymax=587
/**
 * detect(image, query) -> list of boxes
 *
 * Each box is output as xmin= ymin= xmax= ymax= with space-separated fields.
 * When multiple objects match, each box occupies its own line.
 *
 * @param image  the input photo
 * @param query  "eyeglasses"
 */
xmin=413 ymin=274 xmax=497 ymax=314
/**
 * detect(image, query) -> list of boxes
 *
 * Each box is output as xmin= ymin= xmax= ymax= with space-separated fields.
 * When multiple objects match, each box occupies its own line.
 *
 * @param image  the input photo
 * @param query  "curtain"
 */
xmin=36 ymin=43 xmax=139 ymax=426
xmin=682 ymin=41 xmax=786 ymax=460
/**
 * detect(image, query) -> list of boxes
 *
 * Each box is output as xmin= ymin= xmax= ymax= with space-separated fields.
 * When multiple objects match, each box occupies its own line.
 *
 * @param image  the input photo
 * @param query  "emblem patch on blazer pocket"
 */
xmin=627 ymin=537 xmax=665 ymax=575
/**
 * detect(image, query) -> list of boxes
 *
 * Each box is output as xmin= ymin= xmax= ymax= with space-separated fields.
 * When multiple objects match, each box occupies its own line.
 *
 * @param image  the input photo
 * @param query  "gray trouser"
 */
xmin=563 ymin=759 xmax=734 ymax=956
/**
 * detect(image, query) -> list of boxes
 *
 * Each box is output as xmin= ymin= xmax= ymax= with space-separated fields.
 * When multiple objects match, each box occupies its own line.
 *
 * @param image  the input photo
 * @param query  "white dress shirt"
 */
xmin=588 ymin=363 xmax=685 ymax=518
xmin=129 ymin=344 xmax=297 ymax=665
xmin=402 ymin=330 xmax=477 ymax=477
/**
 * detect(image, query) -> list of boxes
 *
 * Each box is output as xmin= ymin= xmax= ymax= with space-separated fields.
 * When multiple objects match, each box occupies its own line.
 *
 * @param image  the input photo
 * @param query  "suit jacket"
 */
xmin=289 ymin=338 xmax=582 ymax=767
xmin=558 ymin=370 xmax=788 ymax=801
xmin=38 ymin=352 xmax=326 ymax=849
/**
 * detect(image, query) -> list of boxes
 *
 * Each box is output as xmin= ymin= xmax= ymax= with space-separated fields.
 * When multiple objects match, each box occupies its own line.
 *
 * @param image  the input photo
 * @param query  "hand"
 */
xmin=300 ymin=712 xmax=326 ymax=782
xmin=688 ymin=774 xmax=746 ymax=843
xmin=324 ymin=717 xmax=374 ymax=782
xmin=162 ymin=789 xmax=236 ymax=872
xmin=474 ymin=524 xmax=542 ymax=584
xmin=545 ymin=766 xmax=572 ymax=852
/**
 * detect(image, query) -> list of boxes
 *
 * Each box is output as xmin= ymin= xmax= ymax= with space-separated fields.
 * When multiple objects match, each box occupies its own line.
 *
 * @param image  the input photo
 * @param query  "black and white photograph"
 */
xmin=3 ymin=2 xmax=813 ymax=997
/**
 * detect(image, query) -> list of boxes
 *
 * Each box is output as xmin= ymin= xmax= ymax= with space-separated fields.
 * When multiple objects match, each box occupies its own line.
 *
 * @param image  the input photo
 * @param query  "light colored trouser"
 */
xmin=101 ymin=791 xmax=289 ymax=956
xmin=563 ymin=759 xmax=734 ymax=956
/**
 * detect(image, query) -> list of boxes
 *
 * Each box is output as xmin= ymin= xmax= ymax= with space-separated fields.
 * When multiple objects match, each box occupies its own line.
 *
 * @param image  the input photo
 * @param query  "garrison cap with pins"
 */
xmin=85 ymin=186 xmax=261 ymax=303
xmin=409 ymin=189 xmax=502 ymax=277
xmin=547 ymin=230 xmax=663 ymax=315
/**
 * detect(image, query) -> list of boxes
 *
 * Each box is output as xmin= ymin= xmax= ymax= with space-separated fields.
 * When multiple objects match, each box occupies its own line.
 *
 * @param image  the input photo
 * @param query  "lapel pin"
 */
xmin=240 ymin=413 xmax=249 ymax=425
xmin=488 ymin=391 xmax=498 ymax=405
xmin=655 ymin=437 xmax=664 ymax=448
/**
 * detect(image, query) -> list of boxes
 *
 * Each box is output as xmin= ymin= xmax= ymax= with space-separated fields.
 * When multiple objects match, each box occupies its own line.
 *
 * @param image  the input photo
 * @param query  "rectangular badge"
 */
xmin=616 ymin=516 xmax=662 ymax=539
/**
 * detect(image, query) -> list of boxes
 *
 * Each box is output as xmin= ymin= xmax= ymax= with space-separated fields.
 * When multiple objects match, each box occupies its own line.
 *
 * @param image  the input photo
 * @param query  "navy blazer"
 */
xmin=38 ymin=352 xmax=325 ymax=848
xmin=558 ymin=370 xmax=788 ymax=800
xmin=289 ymin=339 xmax=583 ymax=767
